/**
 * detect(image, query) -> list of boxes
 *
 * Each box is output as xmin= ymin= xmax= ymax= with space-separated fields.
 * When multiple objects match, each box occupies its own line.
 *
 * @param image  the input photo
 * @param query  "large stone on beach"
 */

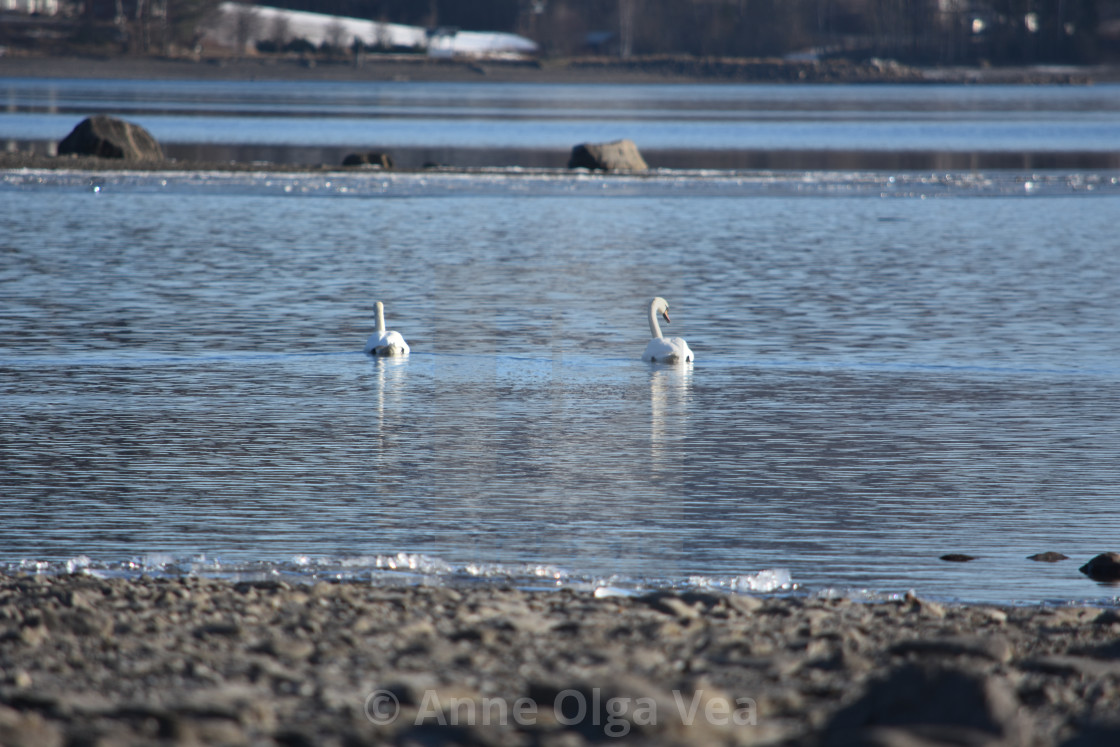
xmin=1079 ymin=552 xmax=1120 ymax=582
xmin=568 ymin=138 xmax=648 ymax=171
xmin=0 ymin=705 xmax=64 ymax=747
xmin=58 ymin=115 xmax=163 ymax=161
xmin=823 ymin=664 xmax=1029 ymax=746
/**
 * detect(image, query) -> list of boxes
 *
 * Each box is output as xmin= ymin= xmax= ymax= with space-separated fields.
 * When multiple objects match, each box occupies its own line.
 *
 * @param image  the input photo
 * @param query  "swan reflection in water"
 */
xmin=649 ymin=364 xmax=693 ymax=473
xmin=368 ymin=354 xmax=410 ymax=469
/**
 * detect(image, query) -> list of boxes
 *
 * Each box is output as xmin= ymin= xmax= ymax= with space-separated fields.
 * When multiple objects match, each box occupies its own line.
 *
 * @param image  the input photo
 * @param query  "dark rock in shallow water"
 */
xmin=568 ymin=139 xmax=648 ymax=171
xmin=1028 ymin=552 xmax=1070 ymax=562
xmin=940 ymin=554 xmax=978 ymax=562
xmin=341 ymin=151 xmax=393 ymax=169
xmin=1079 ymin=552 xmax=1120 ymax=582
xmin=58 ymin=116 xmax=163 ymax=161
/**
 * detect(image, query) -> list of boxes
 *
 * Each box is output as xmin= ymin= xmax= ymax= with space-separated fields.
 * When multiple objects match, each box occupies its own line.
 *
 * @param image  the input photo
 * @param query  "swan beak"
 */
xmin=661 ymin=310 xmax=671 ymax=324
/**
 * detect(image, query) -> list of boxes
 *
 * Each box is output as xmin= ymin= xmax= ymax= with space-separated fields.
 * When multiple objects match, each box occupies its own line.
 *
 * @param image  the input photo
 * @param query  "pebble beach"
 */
xmin=1 ymin=572 xmax=1119 ymax=746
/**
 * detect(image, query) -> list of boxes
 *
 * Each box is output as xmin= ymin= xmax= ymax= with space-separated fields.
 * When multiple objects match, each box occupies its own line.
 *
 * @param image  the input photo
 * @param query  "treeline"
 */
xmin=16 ymin=0 xmax=1116 ymax=64
xmin=63 ymin=0 xmax=224 ymax=53
xmin=263 ymin=0 xmax=1108 ymax=64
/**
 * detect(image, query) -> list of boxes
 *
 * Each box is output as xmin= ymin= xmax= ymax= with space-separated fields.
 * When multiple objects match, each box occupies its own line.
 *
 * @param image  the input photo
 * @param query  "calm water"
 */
xmin=3 ymin=79 xmax=1120 ymax=605
xmin=3 ymin=78 xmax=1120 ymax=168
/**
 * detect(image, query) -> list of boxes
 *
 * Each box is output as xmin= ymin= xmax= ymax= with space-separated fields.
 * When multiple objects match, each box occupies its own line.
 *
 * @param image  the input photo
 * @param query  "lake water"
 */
xmin=2 ymin=78 xmax=1120 ymax=605
xmin=4 ymin=77 xmax=1120 ymax=168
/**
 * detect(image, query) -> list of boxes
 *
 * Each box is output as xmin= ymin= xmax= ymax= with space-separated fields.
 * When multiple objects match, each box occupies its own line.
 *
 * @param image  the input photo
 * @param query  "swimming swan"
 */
xmin=364 ymin=301 xmax=410 ymax=357
xmin=642 ymin=296 xmax=694 ymax=364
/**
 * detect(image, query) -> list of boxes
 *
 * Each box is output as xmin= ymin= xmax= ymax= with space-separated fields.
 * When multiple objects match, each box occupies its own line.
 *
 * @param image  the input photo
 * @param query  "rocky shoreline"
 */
xmin=1 ymin=572 xmax=1119 ymax=746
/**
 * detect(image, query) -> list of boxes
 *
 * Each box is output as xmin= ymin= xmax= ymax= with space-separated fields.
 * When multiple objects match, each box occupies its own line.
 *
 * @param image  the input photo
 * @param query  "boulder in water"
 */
xmin=1079 ymin=552 xmax=1120 ymax=582
xmin=568 ymin=139 xmax=648 ymax=171
xmin=58 ymin=116 xmax=163 ymax=161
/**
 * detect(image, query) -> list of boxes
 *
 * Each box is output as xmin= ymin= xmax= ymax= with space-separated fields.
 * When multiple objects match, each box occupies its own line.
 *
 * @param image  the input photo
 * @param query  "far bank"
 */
xmin=2 ymin=52 xmax=1117 ymax=85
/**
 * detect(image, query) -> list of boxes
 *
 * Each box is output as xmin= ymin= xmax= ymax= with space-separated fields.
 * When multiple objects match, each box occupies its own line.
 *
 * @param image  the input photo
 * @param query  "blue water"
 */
xmin=2 ymin=79 xmax=1120 ymax=605
xmin=3 ymin=78 xmax=1120 ymax=152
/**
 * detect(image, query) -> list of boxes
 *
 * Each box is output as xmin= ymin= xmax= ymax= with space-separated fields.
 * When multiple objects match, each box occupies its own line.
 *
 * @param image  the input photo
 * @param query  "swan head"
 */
xmin=651 ymin=296 xmax=671 ymax=324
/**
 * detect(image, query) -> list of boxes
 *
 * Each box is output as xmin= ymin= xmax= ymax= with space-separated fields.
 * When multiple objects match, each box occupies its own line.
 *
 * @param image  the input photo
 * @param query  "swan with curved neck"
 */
xmin=642 ymin=296 xmax=694 ymax=364
xmin=364 ymin=301 xmax=410 ymax=357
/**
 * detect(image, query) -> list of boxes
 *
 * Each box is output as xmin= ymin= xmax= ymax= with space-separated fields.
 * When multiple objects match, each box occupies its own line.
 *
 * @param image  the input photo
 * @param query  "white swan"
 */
xmin=642 ymin=296 xmax=694 ymax=364
xmin=364 ymin=301 xmax=410 ymax=357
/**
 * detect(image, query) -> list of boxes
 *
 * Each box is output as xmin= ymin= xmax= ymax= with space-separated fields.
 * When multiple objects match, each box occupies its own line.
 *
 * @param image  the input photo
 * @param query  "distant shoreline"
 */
xmin=4 ymin=54 xmax=1118 ymax=173
xmin=3 ymin=52 xmax=1118 ymax=85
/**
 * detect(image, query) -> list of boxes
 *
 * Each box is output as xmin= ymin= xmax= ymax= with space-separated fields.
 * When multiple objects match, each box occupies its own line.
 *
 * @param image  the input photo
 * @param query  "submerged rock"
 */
xmin=939 ymin=553 xmax=978 ymax=562
xmin=57 ymin=115 xmax=164 ymax=161
xmin=1079 ymin=552 xmax=1120 ymax=582
xmin=1028 ymin=552 xmax=1070 ymax=562
xmin=567 ymin=138 xmax=648 ymax=171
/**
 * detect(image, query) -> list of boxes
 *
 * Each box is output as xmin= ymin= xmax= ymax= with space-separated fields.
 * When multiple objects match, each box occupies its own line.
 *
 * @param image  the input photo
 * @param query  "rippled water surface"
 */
xmin=4 ymin=73 xmax=1120 ymax=602
xmin=4 ymin=165 xmax=1120 ymax=605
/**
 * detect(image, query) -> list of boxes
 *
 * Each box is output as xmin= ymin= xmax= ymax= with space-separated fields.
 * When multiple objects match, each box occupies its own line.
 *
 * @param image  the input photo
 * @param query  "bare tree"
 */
xmin=164 ymin=0 xmax=223 ymax=54
xmin=374 ymin=16 xmax=393 ymax=50
xmin=619 ymin=0 xmax=634 ymax=57
xmin=269 ymin=13 xmax=292 ymax=46
xmin=325 ymin=18 xmax=347 ymax=51
xmin=233 ymin=4 xmax=261 ymax=54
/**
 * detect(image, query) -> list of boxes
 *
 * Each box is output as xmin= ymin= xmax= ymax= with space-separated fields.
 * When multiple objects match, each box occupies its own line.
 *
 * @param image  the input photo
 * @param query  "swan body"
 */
xmin=364 ymin=301 xmax=410 ymax=357
xmin=642 ymin=296 xmax=694 ymax=364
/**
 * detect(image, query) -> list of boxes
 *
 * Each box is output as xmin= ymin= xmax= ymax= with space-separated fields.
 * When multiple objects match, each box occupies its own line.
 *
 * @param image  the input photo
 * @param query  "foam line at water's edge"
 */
xmin=4 ymin=553 xmax=1118 ymax=609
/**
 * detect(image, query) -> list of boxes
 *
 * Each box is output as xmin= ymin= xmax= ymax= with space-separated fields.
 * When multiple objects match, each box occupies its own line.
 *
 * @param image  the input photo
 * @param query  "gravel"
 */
xmin=2 ymin=573 xmax=1119 ymax=745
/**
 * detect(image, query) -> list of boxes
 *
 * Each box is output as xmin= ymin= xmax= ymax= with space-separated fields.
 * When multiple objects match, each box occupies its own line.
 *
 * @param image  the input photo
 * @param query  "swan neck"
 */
xmin=375 ymin=303 xmax=386 ymax=334
xmin=648 ymin=303 xmax=663 ymax=339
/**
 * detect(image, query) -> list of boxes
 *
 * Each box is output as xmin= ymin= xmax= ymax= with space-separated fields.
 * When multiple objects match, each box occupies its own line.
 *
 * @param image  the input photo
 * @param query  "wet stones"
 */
xmin=57 ymin=116 xmax=164 ymax=161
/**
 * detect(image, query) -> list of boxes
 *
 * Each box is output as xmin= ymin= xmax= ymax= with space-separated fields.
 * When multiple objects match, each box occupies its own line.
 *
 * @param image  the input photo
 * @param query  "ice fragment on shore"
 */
xmin=593 ymin=586 xmax=632 ymax=598
xmin=375 ymin=552 xmax=454 ymax=574
xmin=686 ymin=568 xmax=793 ymax=593
xmin=735 ymin=568 xmax=793 ymax=592
xmin=65 ymin=555 xmax=92 ymax=574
